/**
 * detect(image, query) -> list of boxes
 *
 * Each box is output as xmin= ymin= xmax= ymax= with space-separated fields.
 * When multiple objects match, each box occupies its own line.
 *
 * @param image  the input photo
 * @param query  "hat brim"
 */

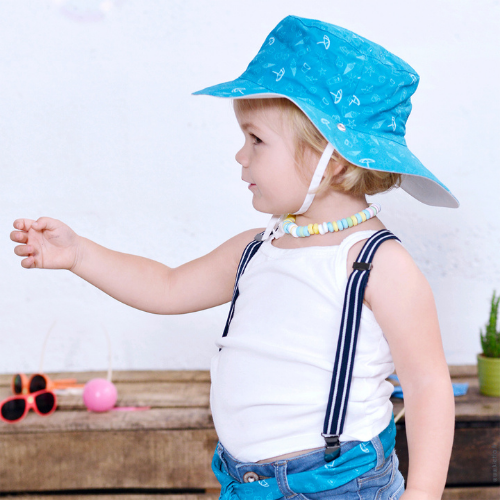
xmin=193 ymin=77 xmax=459 ymax=209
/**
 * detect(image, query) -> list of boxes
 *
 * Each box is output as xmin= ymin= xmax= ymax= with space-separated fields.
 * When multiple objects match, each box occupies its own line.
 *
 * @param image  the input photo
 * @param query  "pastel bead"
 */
xmin=279 ymin=204 xmax=380 ymax=239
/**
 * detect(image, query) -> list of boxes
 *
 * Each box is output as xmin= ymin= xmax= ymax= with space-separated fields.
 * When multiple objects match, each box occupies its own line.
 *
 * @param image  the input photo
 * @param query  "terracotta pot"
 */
xmin=477 ymin=353 xmax=500 ymax=397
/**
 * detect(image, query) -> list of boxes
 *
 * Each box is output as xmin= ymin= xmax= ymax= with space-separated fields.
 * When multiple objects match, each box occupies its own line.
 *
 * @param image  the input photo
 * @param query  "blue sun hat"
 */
xmin=193 ymin=15 xmax=459 ymax=225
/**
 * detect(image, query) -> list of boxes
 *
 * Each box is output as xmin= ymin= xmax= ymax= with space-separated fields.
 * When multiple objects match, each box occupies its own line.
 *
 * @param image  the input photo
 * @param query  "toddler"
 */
xmin=11 ymin=15 xmax=457 ymax=500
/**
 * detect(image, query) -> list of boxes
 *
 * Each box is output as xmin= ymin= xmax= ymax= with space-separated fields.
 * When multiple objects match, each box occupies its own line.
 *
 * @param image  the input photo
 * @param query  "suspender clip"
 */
xmin=352 ymin=261 xmax=372 ymax=271
xmin=321 ymin=433 xmax=341 ymax=462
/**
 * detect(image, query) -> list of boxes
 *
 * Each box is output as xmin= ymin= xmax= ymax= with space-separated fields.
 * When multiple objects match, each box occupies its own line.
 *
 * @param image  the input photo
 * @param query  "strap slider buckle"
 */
xmin=352 ymin=261 xmax=372 ymax=271
xmin=321 ymin=433 xmax=341 ymax=462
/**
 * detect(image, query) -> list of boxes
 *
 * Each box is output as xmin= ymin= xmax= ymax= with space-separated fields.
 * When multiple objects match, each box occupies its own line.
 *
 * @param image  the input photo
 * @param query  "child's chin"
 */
xmin=251 ymin=199 xmax=275 ymax=215
xmin=251 ymin=195 xmax=295 ymax=216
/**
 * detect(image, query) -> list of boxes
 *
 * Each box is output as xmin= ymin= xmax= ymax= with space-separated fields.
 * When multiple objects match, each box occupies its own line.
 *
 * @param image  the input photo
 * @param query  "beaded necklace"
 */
xmin=281 ymin=203 xmax=381 ymax=238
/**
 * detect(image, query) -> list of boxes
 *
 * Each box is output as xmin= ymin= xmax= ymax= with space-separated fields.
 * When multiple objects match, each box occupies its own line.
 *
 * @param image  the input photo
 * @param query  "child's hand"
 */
xmin=10 ymin=217 xmax=81 ymax=270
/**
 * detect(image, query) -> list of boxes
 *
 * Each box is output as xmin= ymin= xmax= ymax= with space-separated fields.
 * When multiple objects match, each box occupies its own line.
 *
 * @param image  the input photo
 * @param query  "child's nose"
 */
xmin=235 ymin=147 xmax=248 ymax=167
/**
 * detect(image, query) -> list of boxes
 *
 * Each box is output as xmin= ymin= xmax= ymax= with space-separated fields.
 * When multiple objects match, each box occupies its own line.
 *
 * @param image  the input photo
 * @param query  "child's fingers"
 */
xmin=10 ymin=231 xmax=29 ymax=243
xmin=32 ymin=217 xmax=57 ymax=231
xmin=21 ymin=256 xmax=35 ymax=269
xmin=14 ymin=245 xmax=34 ymax=257
xmin=13 ymin=218 xmax=36 ymax=231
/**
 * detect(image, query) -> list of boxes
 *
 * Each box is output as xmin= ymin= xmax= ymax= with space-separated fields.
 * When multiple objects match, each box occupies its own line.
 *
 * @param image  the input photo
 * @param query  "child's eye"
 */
xmin=250 ymin=134 xmax=262 ymax=145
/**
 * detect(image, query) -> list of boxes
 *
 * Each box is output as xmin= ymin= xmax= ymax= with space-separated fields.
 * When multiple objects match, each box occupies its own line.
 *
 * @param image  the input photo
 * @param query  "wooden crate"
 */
xmin=392 ymin=365 xmax=500 ymax=492
xmin=0 ymin=366 xmax=498 ymax=499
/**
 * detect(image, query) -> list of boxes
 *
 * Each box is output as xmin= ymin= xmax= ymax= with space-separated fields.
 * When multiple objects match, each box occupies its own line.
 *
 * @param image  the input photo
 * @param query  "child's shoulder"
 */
xmin=218 ymin=227 xmax=266 ymax=265
xmin=348 ymin=235 xmax=431 ymax=312
xmin=349 ymin=235 xmax=419 ymax=279
xmin=228 ymin=228 xmax=266 ymax=248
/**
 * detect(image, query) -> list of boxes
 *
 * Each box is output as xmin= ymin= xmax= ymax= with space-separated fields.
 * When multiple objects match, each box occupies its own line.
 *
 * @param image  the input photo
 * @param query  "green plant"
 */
xmin=480 ymin=291 xmax=500 ymax=358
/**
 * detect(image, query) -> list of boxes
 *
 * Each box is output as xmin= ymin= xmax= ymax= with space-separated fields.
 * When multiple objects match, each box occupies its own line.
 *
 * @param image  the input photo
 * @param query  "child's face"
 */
xmin=234 ymin=106 xmax=312 ymax=215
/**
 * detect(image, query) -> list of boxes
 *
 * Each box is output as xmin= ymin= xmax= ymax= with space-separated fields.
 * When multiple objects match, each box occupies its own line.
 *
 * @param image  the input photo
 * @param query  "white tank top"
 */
xmin=210 ymin=230 xmax=396 ymax=462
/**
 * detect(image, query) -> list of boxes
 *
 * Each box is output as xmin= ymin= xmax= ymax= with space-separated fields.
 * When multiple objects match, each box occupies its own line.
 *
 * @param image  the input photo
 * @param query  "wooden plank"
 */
xmin=0 ymin=408 xmax=213 ymax=434
xmin=395 ymin=423 xmax=500 ymax=485
xmin=2 ymin=489 xmax=499 ymax=500
xmin=391 ymin=376 xmax=500 ymax=422
xmin=442 ymin=486 xmax=500 ymax=499
xmin=0 ymin=429 xmax=220 ymax=492
xmin=0 ymin=365 xmax=475 ymax=386
xmin=0 ymin=370 xmax=212 ymax=387
xmin=1 ymin=496 xmax=220 ymax=500
xmin=448 ymin=365 xmax=477 ymax=378
xmin=0 ymin=382 xmax=211 ymax=410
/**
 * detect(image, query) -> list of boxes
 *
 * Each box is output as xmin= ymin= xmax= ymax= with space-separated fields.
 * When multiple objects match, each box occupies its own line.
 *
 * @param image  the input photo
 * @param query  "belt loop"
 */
xmin=370 ymin=434 xmax=386 ymax=470
xmin=275 ymin=461 xmax=297 ymax=499
xmin=216 ymin=442 xmax=231 ymax=475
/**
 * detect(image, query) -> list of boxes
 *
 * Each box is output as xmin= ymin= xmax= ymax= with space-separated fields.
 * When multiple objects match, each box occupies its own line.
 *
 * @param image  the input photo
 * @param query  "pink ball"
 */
xmin=83 ymin=378 xmax=118 ymax=412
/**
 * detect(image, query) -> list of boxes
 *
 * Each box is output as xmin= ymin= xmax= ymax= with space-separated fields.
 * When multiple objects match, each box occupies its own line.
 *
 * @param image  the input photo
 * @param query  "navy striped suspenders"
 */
xmin=221 ymin=229 xmax=400 ymax=461
xmin=322 ymin=229 xmax=400 ymax=461
xmin=221 ymin=233 xmax=264 ymax=344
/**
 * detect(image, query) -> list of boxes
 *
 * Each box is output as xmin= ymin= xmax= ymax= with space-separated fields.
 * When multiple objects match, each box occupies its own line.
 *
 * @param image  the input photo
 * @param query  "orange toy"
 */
xmin=12 ymin=373 xmax=84 ymax=395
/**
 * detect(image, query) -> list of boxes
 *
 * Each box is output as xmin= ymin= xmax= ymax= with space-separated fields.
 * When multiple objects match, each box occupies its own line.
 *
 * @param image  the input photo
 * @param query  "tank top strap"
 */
xmin=334 ymin=230 xmax=379 ymax=285
xmin=220 ymin=233 xmax=264 ymax=348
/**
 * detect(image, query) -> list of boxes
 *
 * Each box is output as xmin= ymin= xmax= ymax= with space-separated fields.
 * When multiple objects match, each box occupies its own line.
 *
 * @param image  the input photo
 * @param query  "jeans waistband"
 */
xmin=215 ymin=415 xmax=396 ymax=486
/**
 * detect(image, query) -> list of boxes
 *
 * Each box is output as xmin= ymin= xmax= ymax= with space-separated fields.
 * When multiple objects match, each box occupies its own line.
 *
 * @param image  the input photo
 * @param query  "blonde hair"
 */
xmin=233 ymin=97 xmax=401 ymax=197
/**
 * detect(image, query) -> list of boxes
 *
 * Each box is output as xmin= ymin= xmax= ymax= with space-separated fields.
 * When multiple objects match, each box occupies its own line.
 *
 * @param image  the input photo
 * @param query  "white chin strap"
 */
xmin=259 ymin=142 xmax=335 ymax=242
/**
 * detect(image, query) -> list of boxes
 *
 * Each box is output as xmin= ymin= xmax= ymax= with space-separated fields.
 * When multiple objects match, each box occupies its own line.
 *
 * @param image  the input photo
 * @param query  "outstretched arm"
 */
xmin=11 ymin=217 xmax=263 ymax=315
xmin=366 ymin=240 xmax=455 ymax=500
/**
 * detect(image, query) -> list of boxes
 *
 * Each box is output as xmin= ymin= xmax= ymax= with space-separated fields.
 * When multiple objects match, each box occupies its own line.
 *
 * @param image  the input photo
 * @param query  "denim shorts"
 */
xmin=216 ymin=436 xmax=405 ymax=500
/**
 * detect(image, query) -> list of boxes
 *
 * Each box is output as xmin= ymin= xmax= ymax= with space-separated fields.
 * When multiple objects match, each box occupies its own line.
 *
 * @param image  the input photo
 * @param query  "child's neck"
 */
xmin=293 ymin=190 xmax=370 ymax=228
xmin=270 ymin=191 xmax=384 ymax=250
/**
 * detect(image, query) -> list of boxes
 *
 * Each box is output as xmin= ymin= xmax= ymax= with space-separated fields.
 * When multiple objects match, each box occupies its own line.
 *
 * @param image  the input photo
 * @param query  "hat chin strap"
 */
xmin=260 ymin=142 xmax=335 ymax=242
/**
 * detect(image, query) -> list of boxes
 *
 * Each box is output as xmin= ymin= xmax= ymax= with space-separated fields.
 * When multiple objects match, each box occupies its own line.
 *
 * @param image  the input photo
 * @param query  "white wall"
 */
xmin=1 ymin=0 xmax=498 ymax=373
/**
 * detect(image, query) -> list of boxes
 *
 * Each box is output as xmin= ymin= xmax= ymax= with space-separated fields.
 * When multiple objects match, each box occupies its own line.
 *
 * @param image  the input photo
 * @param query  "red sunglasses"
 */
xmin=0 ymin=390 xmax=57 ymax=424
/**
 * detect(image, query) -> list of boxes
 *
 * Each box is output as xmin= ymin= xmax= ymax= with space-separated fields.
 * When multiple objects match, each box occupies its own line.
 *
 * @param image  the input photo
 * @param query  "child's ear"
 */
xmin=324 ymin=159 xmax=346 ymax=180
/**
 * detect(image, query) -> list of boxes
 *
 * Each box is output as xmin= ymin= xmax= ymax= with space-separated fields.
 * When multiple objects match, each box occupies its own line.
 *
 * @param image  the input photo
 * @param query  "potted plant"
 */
xmin=477 ymin=291 xmax=500 ymax=396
